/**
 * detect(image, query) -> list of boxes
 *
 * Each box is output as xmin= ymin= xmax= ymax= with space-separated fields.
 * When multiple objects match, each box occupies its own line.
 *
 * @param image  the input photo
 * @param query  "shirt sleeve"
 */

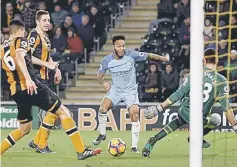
xmin=98 ymin=57 xmax=108 ymax=74
xmin=15 ymin=37 xmax=28 ymax=52
xmin=168 ymin=74 xmax=190 ymax=104
xmin=129 ymin=51 xmax=148 ymax=62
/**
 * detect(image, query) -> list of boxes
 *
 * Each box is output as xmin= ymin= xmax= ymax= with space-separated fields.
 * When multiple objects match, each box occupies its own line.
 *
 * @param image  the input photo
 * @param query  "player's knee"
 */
xmin=129 ymin=105 xmax=139 ymax=122
xmin=19 ymin=122 xmax=32 ymax=135
xmin=55 ymin=105 xmax=72 ymax=120
xmin=209 ymin=113 xmax=221 ymax=127
xmin=99 ymin=106 xmax=108 ymax=114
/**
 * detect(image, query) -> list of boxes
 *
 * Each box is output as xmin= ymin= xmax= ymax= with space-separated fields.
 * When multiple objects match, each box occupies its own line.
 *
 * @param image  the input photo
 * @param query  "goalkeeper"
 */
xmin=142 ymin=49 xmax=237 ymax=158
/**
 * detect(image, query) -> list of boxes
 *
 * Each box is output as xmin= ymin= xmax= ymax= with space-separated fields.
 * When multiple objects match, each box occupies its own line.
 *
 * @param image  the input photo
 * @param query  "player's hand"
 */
xmin=47 ymin=61 xmax=59 ymax=70
xmin=103 ymin=82 xmax=111 ymax=92
xmin=54 ymin=68 xmax=62 ymax=85
xmin=144 ymin=105 xmax=164 ymax=119
xmin=25 ymin=79 xmax=37 ymax=95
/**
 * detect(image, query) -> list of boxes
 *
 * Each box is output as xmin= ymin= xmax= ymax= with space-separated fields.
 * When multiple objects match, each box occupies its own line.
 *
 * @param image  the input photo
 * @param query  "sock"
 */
xmin=38 ymin=112 xmax=57 ymax=149
xmin=203 ymin=127 xmax=212 ymax=136
xmin=1 ymin=129 xmax=24 ymax=155
xmin=62 ymin=118 xmax=85 ymax=153
xmin=154 ymin=118 xmax=184 ymax=142
xmin=98 ymin=112 xmax=107 ymax=135
xmin=131 ymin=121 xmax=140 ymax=148
xmin=33 ymin=128 xmax=42 ymax=145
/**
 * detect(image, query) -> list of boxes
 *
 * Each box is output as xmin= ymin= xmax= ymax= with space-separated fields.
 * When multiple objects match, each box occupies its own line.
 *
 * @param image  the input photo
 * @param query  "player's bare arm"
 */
xmin=147 ymin=53 xmax=170 ymax=62
xmin=97 ymin=73 xmax=110 ymax=92
xmin=15 ymin=49 xmax=37 ymax=95
xmin=31 ymin=56 xmax=59 ymax=70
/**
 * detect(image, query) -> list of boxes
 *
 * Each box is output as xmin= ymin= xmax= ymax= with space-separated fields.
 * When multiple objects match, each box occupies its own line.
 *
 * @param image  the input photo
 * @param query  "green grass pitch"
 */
xmin=1 ymin=130 xmax=236 ymax=167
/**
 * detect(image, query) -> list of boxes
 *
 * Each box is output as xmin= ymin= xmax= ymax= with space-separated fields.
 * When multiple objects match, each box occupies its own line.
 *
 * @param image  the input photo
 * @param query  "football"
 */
xmin=108 ymin=138 xmax=126 ymax=157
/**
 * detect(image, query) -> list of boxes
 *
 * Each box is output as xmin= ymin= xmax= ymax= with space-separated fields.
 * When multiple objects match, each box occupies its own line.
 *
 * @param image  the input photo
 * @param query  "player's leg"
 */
xmin=1 ymin=121 xmax=32 ymax=155
xmin=93 ymin=90 xmax=120 ymax=146
xmin=123 ymin=93 xmax=140 ymax=153
xmin=1 ymin=91 xmax=33 ymax=155
xmin=29 ymin=112 xmax=57 ymax=152
xmin=33 ymin=83 xmax=102 ymax=159
xmin=54 ymin=105 xmax=102 ymax=159
xmin=142 ymin=114 xmax=187 ymax=157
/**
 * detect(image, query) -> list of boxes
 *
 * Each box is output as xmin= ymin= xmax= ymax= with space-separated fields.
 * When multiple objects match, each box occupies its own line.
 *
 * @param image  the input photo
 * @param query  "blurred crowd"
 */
xmin=1 ymin=0 xmax=123 ymax=101
xmin=138 ymin=0 xmax=237 ymax=103
xmin=1 ymin=0 xmax=237 ymax=103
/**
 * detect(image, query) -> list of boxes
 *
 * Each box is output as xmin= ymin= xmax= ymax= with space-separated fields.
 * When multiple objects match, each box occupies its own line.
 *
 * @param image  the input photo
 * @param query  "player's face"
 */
xmin=37 ymin=14 xmax=50 ymax=32
xmin=114 ymin=40 xmax=125 ymax=57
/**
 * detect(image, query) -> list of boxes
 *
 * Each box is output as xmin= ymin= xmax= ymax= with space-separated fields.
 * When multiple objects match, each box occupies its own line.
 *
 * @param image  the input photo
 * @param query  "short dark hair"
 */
xmin=204 ymin=48 xmax=217 ymax=64
xmin=36 ymin=10 xmax=49 ymax=21
xmin=9 ymin=19 xmax=25 ymax=34
xmin=112 ymin=35 xmax=125 ymax=44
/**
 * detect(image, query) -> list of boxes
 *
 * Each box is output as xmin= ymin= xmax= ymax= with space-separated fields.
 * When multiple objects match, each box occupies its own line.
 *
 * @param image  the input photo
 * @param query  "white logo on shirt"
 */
xmin=139 ymin=52 xmax=144 ymax=57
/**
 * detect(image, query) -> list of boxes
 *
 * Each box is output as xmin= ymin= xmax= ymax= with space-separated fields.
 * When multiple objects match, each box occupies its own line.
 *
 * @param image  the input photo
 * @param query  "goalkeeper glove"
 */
xmin=233 ymin=123 xmax=237 ymax=134
xmin=144 ymin=105 xmax=164 ymax=119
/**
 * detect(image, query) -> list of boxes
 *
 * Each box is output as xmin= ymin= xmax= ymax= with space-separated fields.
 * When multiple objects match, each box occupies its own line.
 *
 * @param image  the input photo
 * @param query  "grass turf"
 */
xmin=1 ymin=130 xmax=236 ymax=167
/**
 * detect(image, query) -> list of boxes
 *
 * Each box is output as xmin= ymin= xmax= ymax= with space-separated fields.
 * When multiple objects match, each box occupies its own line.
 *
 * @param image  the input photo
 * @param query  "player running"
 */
xmin=142 ymin=48 xmax=237 ymax=157
xmin=0 ymin=19 xmax=102 ymax=160
xmin=92 ymin=35 xmax=169 ymax=152
xmin=27 ymin=10 xmax=62 ymax=153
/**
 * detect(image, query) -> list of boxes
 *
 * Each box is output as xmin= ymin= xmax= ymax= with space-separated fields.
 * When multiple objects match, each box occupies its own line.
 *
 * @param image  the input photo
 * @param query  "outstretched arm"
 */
xmin=144 ymin=74 xmax=190 ymax=119
xmin=147 ymin=53 xmax=170 ymax=62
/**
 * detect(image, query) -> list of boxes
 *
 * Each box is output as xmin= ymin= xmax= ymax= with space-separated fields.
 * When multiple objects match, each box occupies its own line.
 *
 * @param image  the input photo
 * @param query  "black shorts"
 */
xmin=12 ymin=79 xmax=61 ymax=124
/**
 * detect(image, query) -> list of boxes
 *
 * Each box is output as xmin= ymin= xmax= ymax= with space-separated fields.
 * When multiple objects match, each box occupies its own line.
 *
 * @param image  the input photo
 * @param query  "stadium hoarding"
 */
xmin=64 ymin=104 xmax=237 ymax=132
xmin=0 ymin=102 xmax=38 ymax=129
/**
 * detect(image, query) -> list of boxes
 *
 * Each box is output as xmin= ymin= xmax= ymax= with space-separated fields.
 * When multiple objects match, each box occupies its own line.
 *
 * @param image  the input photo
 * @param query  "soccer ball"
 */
xmin=108 ymin=138 xmax=126 ymax=157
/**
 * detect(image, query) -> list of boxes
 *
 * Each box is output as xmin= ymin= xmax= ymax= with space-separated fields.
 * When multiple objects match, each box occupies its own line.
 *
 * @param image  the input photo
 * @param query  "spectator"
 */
xmin=231 ymin=15 xmax=237 ymax=46
xmin=46 ymin=0 xmax=64 ymax=13
xmin=204 ymin=17 xmax=214 ymax=37
xmin=48 ymin=23 xmax=55 ymax=39
xmin=15 ymin=0 xmax=25 ymax=13
xmin=38 ymin=1 xmax=46 ymax=10
xmin=64 ymin=0 xmax=74 ymax=12
xmin=179 ymin=68 xmax=190 ymax=86
xmin=1 ymin=2 xmax=15 ymax=33
xmin=51 ymin=4 xmax=68 ymax=27
xmin=88 ymin=5 xmax=107 ymax=48
xmin=21 ymin=0 xmax=36 ymax=29
xmin=161 ymin=63 xmax=179 ymax=100
xmin=179 ymin=17 xmax=190 ymax=45
xmin=218 ymin=40 xmax=227 ymax=63
xmin=61 ymin=15 xmax=78 ymax=36
xmin=157 ymin=0 xmax=176 ymax=19
xmin=225 ymin=49 xmax=237 ymax=81
xmin=67 ymin=27 xmax=84 ymax=54
xmin=52 ymin=27 xmax=67 ymax=53
xmin=78 ymin=15 xmax=94 ymax=58
xmin=176 ymin=0 xmax=190 ymax=24
xmin=70 ymin=2 xmax=85 ymax=28
xmin=144 ymin=64 xmax=160 ymax=94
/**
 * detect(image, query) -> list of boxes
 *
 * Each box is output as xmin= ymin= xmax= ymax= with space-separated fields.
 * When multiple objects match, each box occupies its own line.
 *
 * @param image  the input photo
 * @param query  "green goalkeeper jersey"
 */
xmin=168 ymin=67 xmax=231 ymax=123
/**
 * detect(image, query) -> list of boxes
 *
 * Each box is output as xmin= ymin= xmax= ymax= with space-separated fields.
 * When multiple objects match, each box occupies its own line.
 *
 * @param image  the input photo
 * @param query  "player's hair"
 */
xmin=204 ymin=48 xmax=217 ymax=64
xmin=9 ymin=19 xmax=25 ymax=35
xmin=35 ymin=10 xmax=49 ymax=21
xmin=112 ymin=35 xmax=126 ymax=44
